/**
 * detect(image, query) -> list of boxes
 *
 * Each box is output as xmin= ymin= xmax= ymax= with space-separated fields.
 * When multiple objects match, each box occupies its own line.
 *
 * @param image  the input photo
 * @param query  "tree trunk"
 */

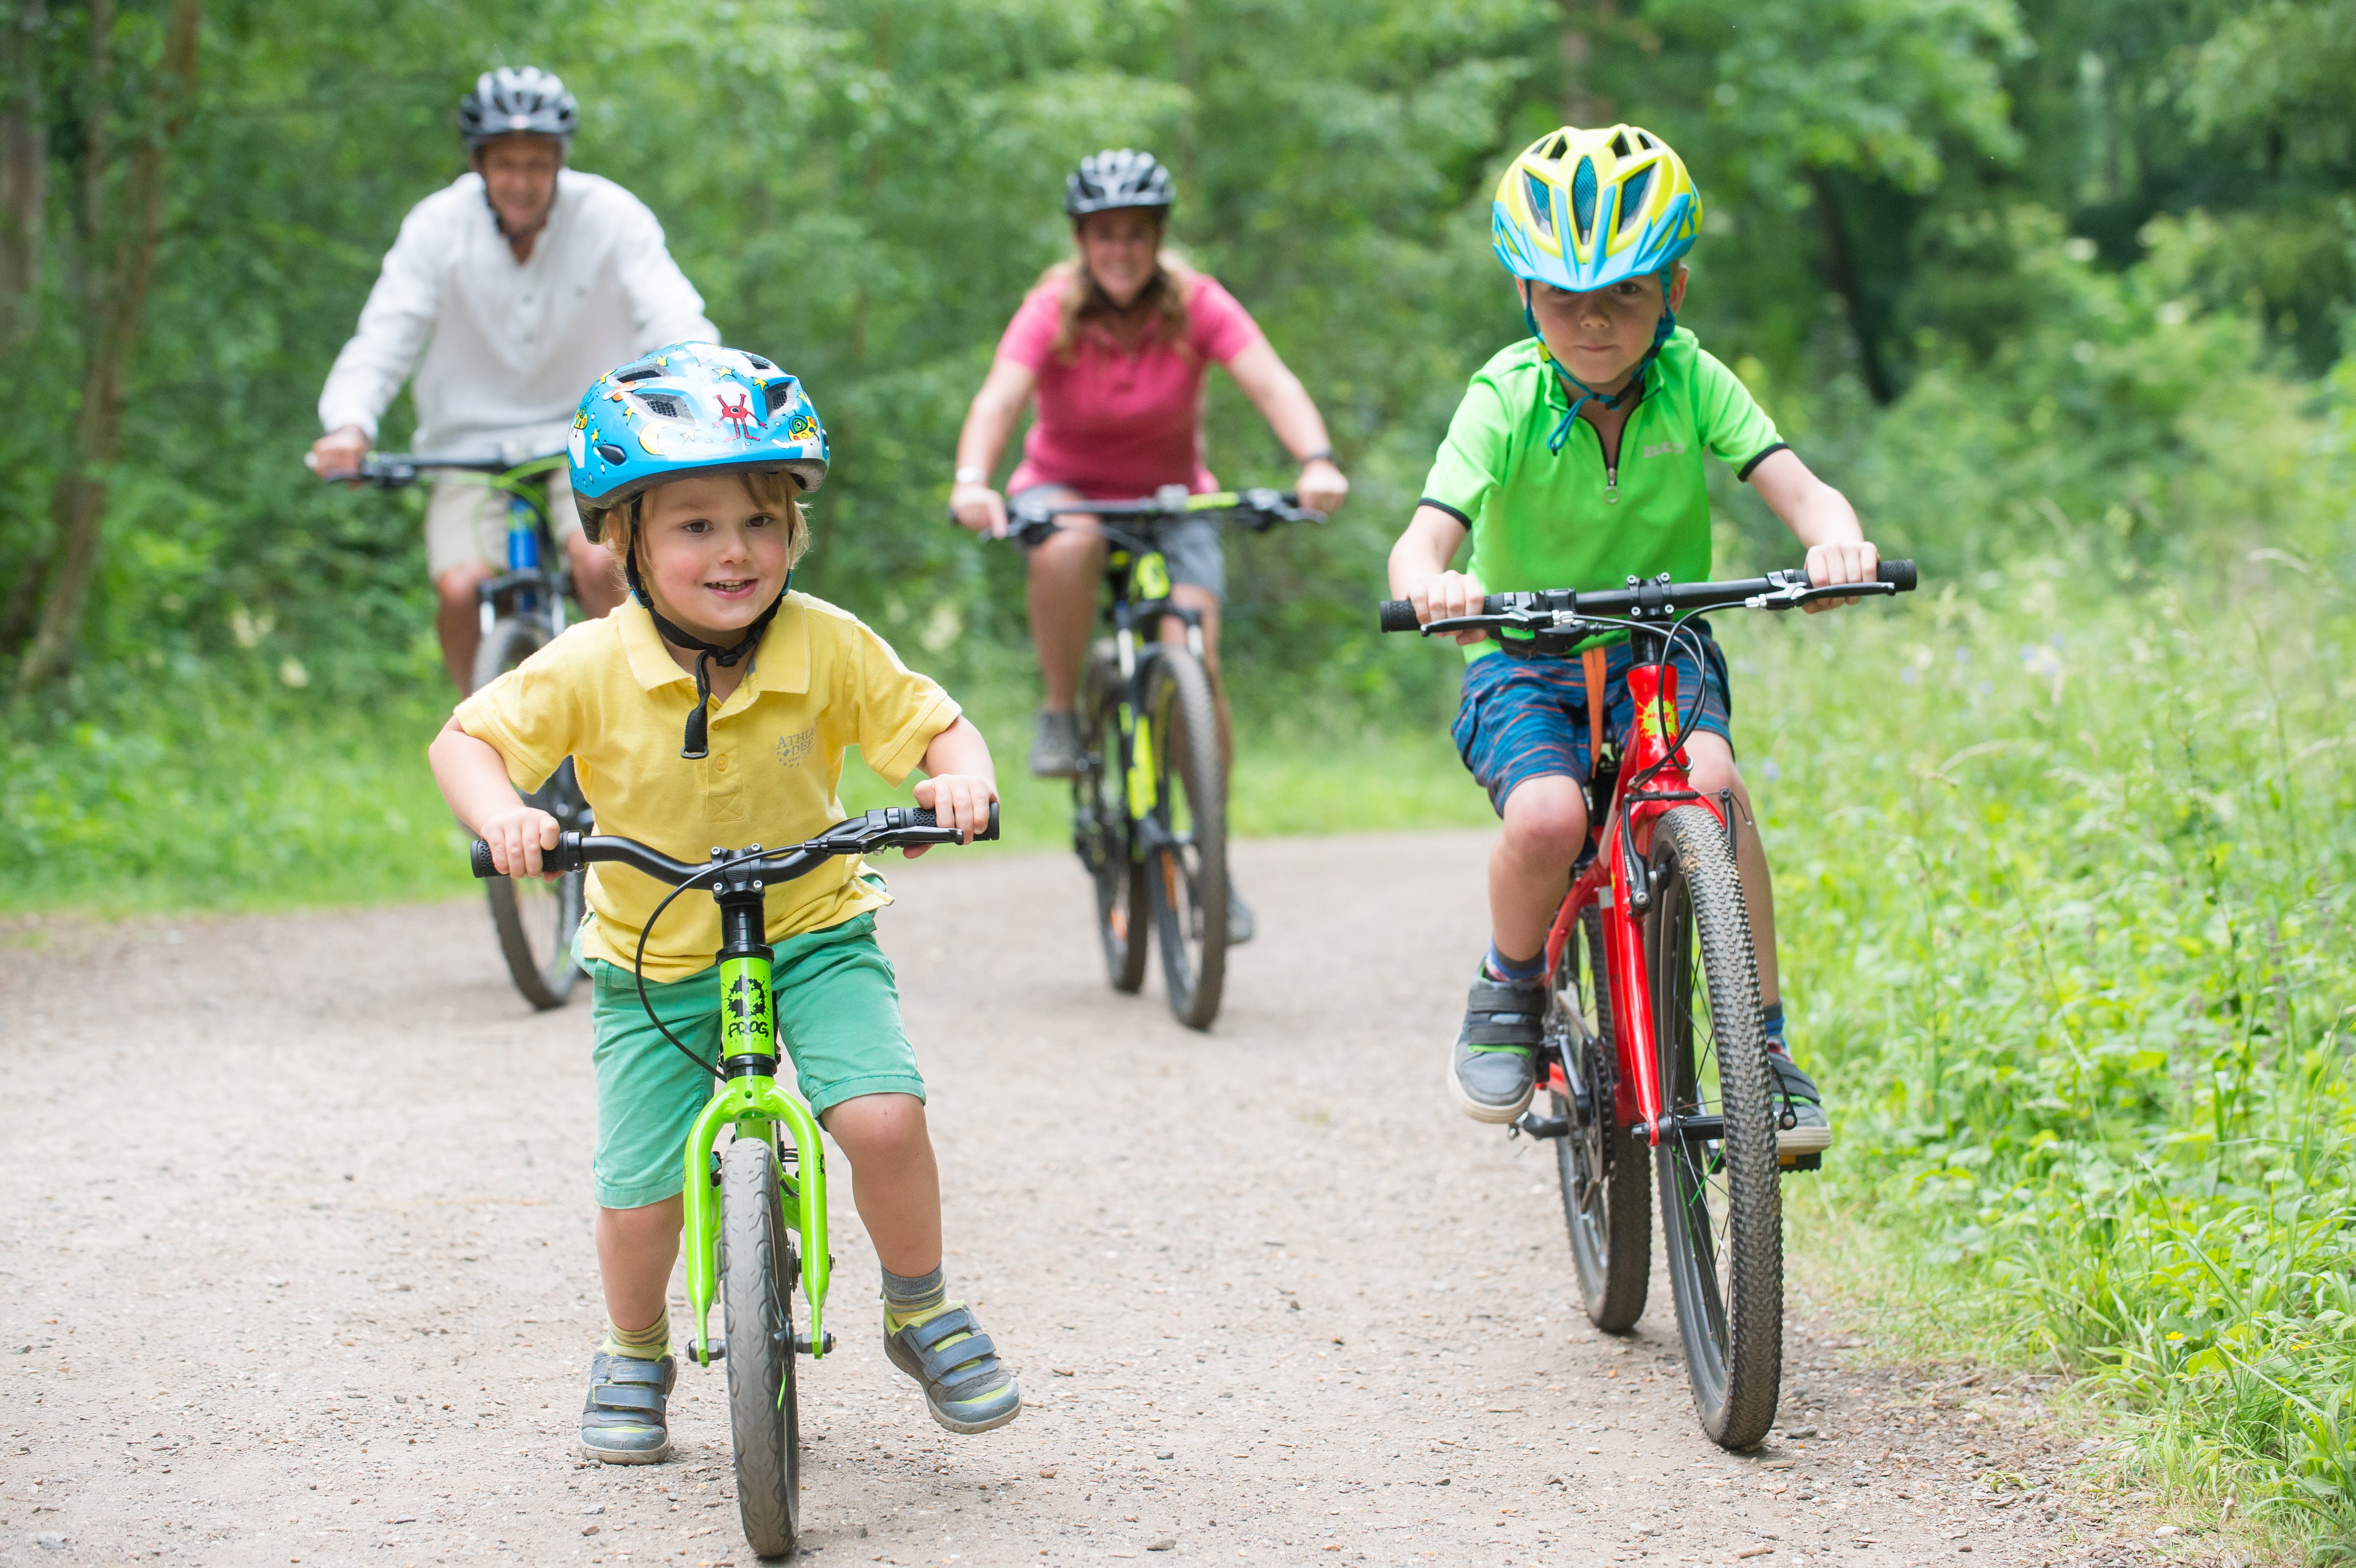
xmin=1560 ymin=0 xmax=1616 ymax=127
xmin=14 ymin=0 xmax=201 ymax=693
xmin=1803 ymin=165 xmax=1896 ymax=406
xmin=0 ymin=0 xmax=45 ymax=354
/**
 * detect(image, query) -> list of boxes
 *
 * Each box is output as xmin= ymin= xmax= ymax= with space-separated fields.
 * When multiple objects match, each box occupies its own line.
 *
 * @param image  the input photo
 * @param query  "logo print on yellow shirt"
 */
xmin=775 ymin=728 xmax=814 ymax=769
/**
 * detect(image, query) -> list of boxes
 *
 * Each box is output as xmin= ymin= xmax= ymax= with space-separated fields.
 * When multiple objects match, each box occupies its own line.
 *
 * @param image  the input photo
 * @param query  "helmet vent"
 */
xmin=616 ymin=368 xmax=661 ymax=383
xmin=1636 ymin=130 xmax=1656 ymax=149
xmin=764 ymin=381 xmax=797 ymax=417
xmin=1524 ymin=172 xmax=1556 ymax=242
xmin=1546 ymin=135 xmax=1569 ymax=161
xmin=1609 ymin=131 xmax=1633 ymax=157
xmin=637 ymin=393 xmax=691 ymax=419
xmin=1571 ymin=158 xmax=1598 ymax=243
xmin=1617 ymin=166 xmax=1655 ymax=233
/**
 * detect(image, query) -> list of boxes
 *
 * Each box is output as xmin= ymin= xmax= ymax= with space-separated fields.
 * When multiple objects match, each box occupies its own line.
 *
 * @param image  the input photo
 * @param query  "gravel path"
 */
xmin=5 ymin=834 xmax=2117 ymax=1567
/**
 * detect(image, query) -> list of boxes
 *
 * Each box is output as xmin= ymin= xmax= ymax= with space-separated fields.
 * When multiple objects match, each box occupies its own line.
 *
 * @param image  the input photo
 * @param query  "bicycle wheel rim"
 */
xmin=720 ymin=1134 xmax=799 ymax=1555
xmin=1081 ymin=661 xmax=1147 ymax=992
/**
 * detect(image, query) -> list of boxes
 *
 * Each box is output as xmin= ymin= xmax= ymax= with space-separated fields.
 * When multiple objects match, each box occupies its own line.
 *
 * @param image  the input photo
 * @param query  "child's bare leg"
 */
xmin=1680 ymin=733 xmax=1829 ymax=1150
xmin=583 ymin=1197 xmax=685 ymax=1465
xmin=595 ymin=1197 xmax=684 ymax=1333
xmin=1678 ymin=734 xmax=1780 ymax=1007
xmin=820 ymin=1093 xmax=942 ymax=1276
xmin=825 ymin=1091 xmax=1020 ymax=1433
xmin=1488 ymin=775 xmax=1589 ymax=963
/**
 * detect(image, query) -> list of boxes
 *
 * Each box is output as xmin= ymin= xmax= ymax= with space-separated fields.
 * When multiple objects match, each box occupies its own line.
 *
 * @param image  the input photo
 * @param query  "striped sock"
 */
xmin=602 ymin=1308 xmax=670 ymax=1360
xmin=882 ymin=1265 xmax=948 ymax=1333
xmin=1762 ymin=1002 xmax=1787 ymax=1055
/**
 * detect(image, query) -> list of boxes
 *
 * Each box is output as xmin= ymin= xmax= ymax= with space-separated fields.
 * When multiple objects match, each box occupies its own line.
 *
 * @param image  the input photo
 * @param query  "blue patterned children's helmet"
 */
xmin=569 ymin=343 xmax=829 ymax=540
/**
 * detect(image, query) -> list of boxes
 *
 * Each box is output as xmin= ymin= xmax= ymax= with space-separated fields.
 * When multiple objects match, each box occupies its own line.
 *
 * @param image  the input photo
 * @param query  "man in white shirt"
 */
xmin=308 ymin=66 xmax=719 ymax=689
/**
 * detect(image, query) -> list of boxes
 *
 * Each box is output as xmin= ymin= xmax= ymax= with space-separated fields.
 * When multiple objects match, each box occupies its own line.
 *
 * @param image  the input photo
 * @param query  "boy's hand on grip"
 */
xmin=1803 ymin=540 xmax=1880 ymax=614
xmin=909 ymin=774 xmax=998 ymax=857
xmin=1410 ymin=570 xmax=1491 ymax=646
xmin=480 ymin=805 xmax=563 ymax=880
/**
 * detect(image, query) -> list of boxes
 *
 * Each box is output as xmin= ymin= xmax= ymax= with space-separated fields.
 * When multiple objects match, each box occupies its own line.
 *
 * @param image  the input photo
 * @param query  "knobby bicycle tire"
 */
xmin=1553 ymin=904 xmax=1650 ymax=1332
xmin=720 ymin=1135 xmax=801 ymax=1556
xmin=1140 ymin=649 xmax=1228 ymax=1029
xmin=1646 ymin=803 xmax=1782 ymax=1450
xmin=1080 ymin=645 xmax=1150 ymax=993
xmin=475 ymin=616 xmax=587 ymax=1010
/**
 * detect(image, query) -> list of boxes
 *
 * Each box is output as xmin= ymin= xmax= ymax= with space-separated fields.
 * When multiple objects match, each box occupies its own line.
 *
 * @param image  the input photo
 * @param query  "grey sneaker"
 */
xmin=1226 ymin=886 xmax=1255 ymax=946
xmin=884 ymin=1304 xmax=1023 ymax=1435
xmin=1449 ymin=974 xmax=1546 ymax=1123
xmin=1029 ymin=709 xmax=1082 ymax=778
xmin=1766 ymin=1048 xmax=1833 ymax=1154
xmin=580 ymin=1349 xmax=676 ymax=1464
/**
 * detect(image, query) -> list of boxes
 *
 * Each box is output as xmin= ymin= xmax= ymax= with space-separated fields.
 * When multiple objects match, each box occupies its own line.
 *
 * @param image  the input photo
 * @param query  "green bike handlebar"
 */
xmin=469 ymin=804 xmax=1001 ymax=883
xmin=1377 ymin=560 xmax=1919 ymax=636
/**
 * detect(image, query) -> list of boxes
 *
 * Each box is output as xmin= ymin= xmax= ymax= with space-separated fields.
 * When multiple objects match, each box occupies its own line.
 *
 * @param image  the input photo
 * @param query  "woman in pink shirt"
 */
xmin=949 ymin=152 xmax=1351 ymax=889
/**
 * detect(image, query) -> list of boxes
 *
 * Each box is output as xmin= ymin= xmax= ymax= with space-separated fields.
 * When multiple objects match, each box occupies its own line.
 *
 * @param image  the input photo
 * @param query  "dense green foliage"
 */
xmin=5 ymin=0 xmax=2356 ymax=1550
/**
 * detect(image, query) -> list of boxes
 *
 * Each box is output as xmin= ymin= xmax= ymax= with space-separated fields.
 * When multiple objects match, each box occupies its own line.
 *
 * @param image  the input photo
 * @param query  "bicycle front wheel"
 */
xmin=1139 ymin=648 xmax=1228 ymax=1029
xmin=720 ymin=1134 xmax=800 ymax=1556
xmin=1552 ymin=904 xmax=1650 ymax=1332
xmin=1079 ymin=644 xmax=1150 ymax=993
xmin=1646 ymin=804 xmax=1782 ymax=1450
xmin=475 ymin=616 xmax=588 ymax=1010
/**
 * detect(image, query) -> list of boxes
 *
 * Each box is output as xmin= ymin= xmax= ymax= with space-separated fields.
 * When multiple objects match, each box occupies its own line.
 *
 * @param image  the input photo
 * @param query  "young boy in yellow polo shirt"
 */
xmin=429 ymin=344 xmax=1021 ymax=1462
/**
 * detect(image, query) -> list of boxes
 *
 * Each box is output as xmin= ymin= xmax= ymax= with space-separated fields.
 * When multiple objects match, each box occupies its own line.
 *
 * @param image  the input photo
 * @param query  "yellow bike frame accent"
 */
xmin=1126 ymin=711 xmax=1157 ymax=820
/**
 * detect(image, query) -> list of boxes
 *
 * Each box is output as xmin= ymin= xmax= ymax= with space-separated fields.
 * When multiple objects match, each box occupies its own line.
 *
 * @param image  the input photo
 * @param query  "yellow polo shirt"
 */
xmin=453 ymin=594 xmax=960 ymax=982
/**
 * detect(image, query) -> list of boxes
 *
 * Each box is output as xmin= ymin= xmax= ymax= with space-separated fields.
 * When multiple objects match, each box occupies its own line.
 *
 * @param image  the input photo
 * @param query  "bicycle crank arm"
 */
xmin=794 ymin=1331 xmax=837 ymax=1356
xmin=1510 ymin=1110 xmax=1571 ymax=1139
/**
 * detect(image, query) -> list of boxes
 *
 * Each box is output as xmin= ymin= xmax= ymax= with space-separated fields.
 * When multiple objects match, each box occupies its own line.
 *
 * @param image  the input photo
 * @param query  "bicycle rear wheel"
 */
xmin=1139 ymin=648 xmax=1228 ymax=1029
xmin=1646 ymin=804 xmax=1782 ymax=1449
xmin=720 ymin=1133 xmax=800 ymax=1556
xmin=1552 ymin=904 xmax=1650 ymax=1332
xmin=475 ymin=615 xmax=588 ymax=1010
xmin=1079 ymin=645 xmax=1150 ymax=993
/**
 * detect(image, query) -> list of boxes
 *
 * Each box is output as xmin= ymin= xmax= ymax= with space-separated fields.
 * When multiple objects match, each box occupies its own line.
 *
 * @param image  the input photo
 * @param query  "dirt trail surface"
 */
xmin=6 ymin=834 xmax=2114 ymax=1568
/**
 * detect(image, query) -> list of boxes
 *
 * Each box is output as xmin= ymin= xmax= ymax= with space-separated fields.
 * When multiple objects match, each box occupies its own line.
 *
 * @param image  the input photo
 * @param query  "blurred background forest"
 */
xmin=6 ymin=0 xmax=2356 ymax=1553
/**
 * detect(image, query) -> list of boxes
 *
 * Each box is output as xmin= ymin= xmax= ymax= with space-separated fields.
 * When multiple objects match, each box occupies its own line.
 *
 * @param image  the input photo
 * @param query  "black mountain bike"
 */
xmin=354 ymin=450 xmax=592 ymax=1009
xmin=995 ymin=486 xmax=1320 ymax=1028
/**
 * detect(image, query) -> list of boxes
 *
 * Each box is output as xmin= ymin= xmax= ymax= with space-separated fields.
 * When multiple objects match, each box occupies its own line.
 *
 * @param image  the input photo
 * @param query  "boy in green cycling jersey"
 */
xmin=431 ymin=344 xmax=1021 ymax=1462
xmin=1388 ymin=126 xmax=1884 ymax=1148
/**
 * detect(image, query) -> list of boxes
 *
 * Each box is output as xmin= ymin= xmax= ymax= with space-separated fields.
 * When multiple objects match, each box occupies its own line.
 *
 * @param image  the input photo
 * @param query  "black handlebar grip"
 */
xmin=909 ymin=807 xmax=938 ymax=828
xmin=1378 ymin=599 xmax=1422 ymax=633
xmin=1878 ymin=559 xmax=1918 ymax=592
xmin=469 ymin=838 xmax=498 ymax=879
xmin=981 ymin=801 xmax=1001 ymax=842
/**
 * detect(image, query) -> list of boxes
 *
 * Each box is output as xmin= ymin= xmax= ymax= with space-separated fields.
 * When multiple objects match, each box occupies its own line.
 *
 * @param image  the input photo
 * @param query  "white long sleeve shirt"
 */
xmin=317 ymin=169 xmax=719 ymax=459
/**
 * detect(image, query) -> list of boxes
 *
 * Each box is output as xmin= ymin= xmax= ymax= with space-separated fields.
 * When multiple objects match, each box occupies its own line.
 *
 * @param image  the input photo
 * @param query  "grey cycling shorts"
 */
xmin=1008 ymin=484 xmax=1225 ymax=602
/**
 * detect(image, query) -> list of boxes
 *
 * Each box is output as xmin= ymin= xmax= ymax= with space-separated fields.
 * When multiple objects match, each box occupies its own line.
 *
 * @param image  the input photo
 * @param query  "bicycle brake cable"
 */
xmin=630 ymin=846 xmax=778 ymax=1084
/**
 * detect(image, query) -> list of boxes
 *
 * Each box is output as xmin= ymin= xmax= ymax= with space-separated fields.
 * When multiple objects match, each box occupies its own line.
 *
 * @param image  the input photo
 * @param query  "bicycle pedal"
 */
xmin=684 ymin=1339 xmax=724 ymax=1365
xmin=1779 ymin=1153 xmax=1823 ymax=1173
xmin=794 ymin=1331 xmax=837 ymax=1356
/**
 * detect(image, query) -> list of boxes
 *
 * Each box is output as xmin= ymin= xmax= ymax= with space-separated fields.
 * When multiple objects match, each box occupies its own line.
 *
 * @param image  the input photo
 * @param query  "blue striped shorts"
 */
xmin=1450 ymin=632 xmax=1734 ymax=817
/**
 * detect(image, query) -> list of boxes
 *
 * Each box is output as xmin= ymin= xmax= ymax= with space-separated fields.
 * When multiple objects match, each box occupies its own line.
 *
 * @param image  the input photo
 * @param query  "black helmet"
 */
xmin=1065 ymin=148 xmax=1174 ymax=218
xmin=458 ymin=66 xmax=578 ymax=149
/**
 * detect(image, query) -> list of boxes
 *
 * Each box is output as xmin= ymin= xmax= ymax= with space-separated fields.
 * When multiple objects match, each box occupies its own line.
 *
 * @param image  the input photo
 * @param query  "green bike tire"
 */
xmin=474 ymin=615 xmax=587 ymax=1011
xmin=1140 ymin=648 xmax=1228 ymax=1030
xmin=720 ymin=1135 xmax=800 ymax=1556
xmin=1553 ymin=904 xmax=1650 ymax=1333
xmin=1080 ymin=645 xmax=1150 ymax=994
xmin=1646 ymin=804 xmax=1782 ymax=1451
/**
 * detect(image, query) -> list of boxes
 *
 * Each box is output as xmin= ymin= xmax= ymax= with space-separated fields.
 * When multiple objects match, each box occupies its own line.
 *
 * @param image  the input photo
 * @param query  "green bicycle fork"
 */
xmin=679 ymin=882 xmax=831 ymax=1371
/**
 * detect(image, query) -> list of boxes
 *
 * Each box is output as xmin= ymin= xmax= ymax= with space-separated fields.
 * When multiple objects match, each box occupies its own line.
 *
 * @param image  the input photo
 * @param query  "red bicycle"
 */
xmin=1380 ymin=561 xmax=1916 ymax=1448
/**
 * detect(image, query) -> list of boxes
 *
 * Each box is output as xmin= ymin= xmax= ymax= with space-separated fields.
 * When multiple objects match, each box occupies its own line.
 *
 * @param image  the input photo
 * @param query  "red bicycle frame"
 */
xmin=1539 ymin=650 xmax=1728 ymax=1149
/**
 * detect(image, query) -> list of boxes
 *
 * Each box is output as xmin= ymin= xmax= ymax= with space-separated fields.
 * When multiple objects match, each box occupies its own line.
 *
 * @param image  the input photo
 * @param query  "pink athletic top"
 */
xmin=998 ymin=272 xmax=1266 ymax=500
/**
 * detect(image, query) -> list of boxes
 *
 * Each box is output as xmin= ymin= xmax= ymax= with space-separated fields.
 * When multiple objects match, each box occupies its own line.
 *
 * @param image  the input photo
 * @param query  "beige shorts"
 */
xmin=424 ymin=476 xmax=585 ymax=579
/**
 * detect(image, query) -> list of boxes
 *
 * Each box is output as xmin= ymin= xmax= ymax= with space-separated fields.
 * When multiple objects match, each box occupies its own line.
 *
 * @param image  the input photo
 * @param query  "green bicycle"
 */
xmin=469 ymin=804 xmax=997 ymax=1557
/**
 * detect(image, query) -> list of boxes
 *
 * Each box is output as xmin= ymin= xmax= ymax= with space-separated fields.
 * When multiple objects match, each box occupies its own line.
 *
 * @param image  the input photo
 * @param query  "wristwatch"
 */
xmin=954 ymin=466 xmax=987 ymax=486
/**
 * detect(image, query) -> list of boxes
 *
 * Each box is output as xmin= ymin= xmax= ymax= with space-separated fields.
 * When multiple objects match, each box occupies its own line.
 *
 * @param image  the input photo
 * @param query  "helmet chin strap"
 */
xmin=623 ymin=528 xmax=791 ymax=760
xmin=1525 ymin=277 xmax=1679 ymax=455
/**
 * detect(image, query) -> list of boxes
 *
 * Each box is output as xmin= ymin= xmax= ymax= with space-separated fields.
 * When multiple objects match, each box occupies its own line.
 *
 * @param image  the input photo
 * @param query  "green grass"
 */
xmin=1730 ymin=556 xmax=2356 ymax=1560
xmin=0 ymin=682 xmax=1492 ymax=916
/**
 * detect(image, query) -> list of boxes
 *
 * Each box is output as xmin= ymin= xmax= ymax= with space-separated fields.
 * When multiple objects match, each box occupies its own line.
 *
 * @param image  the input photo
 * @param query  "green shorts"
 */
xmin=580 ymin=912 xmax=926 ymax=1210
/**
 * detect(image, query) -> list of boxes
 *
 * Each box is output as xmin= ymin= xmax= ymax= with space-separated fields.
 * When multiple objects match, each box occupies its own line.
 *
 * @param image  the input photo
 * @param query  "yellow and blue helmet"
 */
xmin=569 ymin=343 xmax=829 ymax=539
xmin=1492 ymin=124 xmax=1701 ymax=293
